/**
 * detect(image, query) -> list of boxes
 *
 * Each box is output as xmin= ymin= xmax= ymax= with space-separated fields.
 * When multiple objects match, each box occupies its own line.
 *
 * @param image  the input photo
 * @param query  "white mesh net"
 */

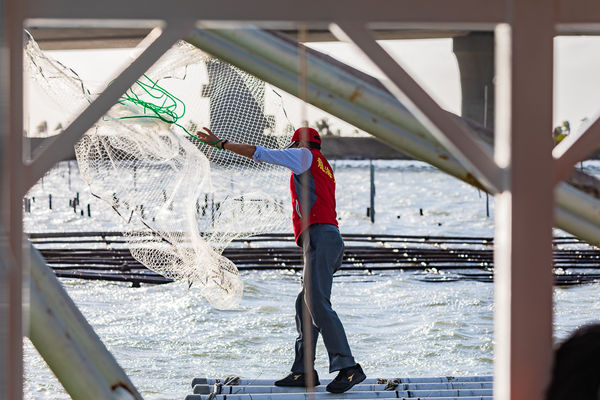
xmin=24 ymin=32 xmax=295 ymax=309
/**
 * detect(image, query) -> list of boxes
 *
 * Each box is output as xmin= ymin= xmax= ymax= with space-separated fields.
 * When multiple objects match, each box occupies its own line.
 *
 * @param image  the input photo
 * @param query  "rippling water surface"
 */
xmin=23 ymin=160 xmax=600 ymax=399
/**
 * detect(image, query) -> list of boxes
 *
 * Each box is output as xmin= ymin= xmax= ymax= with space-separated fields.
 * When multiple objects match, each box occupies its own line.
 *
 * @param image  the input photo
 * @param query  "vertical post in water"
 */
xmin=369 ymin=159 xmax=375 ymax=223
xmin=211 ymin=193 xmax=215 ymax=227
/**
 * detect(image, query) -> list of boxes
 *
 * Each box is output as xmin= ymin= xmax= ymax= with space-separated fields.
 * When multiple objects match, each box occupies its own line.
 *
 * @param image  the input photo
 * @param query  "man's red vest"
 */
xmin=289 ymin=149 xmax=338 ymax=244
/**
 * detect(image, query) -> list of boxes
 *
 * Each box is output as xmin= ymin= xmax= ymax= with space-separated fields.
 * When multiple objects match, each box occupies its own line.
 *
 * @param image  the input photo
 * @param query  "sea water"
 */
xmin=22 ymin=160 xmax=600 ymax=399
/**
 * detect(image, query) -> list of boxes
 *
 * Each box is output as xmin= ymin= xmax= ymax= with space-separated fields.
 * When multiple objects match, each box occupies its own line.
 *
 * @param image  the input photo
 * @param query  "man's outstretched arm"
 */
xmin=196 ymin=126 xmax=312 ymax=174
xmin=195 ymin=127 xmax=256 ymax=158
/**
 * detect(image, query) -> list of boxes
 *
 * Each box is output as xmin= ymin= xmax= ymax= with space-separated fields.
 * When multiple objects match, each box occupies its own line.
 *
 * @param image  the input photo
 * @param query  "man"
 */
xmin=195 ymin=126 xmax=365 ymax=393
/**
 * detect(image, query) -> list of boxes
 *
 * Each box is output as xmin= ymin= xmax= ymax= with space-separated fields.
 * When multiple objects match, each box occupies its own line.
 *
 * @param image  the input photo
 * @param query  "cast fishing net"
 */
xmin=24 ymin=31 xmax=295 ymax=309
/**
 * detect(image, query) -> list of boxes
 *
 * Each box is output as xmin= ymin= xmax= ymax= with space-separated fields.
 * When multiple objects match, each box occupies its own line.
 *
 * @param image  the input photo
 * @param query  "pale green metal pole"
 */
xmin=186 ymin=27 xmax=600 ymax=245
xmin=28 ymin=244 xmax=143 ymax=400
xmin=212 ymin=28 xmax=430 ymax=142
xmin=23 ymin=24 xmax=195 ymax=400
xmin=187 ymin=29 xmax=466 ymax=180
xmin=29 ymin=287 xmax=117 ymax=399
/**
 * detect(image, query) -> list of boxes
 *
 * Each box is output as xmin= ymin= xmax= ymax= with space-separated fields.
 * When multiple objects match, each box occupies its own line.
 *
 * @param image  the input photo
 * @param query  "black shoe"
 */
xmin=326 ymin=364 xmax=366 ymax=393
xmin=274 ymin=371 xmax=320 ymax=387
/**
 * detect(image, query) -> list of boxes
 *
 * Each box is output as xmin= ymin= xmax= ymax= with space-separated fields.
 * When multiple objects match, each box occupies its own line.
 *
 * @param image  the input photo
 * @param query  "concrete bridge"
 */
xmin=28 ymin=27 xmax=496 ymax=134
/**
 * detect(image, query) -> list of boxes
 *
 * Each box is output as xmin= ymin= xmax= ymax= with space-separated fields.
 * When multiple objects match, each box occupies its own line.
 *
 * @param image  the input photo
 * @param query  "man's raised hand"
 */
xmin=196 ymin=127 xmax=221 ymax=147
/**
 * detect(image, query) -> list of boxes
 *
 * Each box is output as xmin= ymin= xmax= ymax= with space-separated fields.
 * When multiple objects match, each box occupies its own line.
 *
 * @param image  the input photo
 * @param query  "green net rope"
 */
xmin=118 ymin=74 xmax=222 ymax=148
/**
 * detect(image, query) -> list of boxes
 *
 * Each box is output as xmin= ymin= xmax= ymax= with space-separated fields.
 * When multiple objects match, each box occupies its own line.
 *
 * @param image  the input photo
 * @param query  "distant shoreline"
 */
xmin=27 ymin=135 xmax=599 ymax=161
xmin=25 ymin=135 xmax=413 ymax=161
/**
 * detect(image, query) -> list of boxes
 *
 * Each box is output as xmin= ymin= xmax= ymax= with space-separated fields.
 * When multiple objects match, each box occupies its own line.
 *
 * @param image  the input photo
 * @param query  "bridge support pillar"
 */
xmin=453 ymin=32 xmax=495 ymax=129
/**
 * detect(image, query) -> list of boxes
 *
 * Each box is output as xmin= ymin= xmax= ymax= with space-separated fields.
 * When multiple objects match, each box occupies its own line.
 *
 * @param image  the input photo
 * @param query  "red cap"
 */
xmin=291 ymin=127 xmax=321 ymax=144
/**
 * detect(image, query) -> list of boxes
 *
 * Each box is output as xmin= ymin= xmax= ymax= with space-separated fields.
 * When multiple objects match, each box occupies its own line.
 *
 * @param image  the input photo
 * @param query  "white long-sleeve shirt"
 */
xmin=252 ymin=145 xmax=313 ymax=175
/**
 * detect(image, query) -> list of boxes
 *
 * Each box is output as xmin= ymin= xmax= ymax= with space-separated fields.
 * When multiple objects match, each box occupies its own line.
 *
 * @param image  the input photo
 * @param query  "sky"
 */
xmin=554 ymin=36 xmax=600 ymax=130
xmin=42 ymin=35 xmax=600 ymax=136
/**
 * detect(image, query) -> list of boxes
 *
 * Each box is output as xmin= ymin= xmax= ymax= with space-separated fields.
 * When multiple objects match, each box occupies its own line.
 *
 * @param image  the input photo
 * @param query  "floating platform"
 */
xmin=185 ymin=376 xmax=494 ymax=400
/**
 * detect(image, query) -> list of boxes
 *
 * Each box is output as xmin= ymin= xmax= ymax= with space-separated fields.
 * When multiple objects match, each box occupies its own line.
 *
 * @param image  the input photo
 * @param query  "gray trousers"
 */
xmin=291 ymin=224 xmax=356 ymax=373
